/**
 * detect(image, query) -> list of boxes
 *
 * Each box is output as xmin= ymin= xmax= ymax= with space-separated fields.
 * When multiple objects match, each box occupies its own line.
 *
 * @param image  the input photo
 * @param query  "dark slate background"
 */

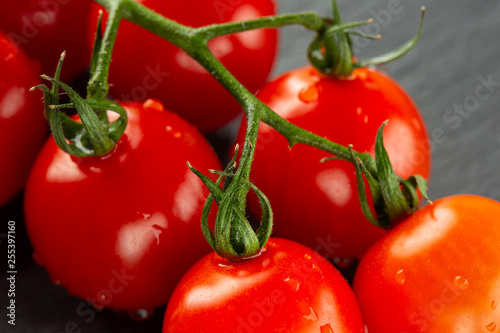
xmin=1 ymin=0 xmax=499 ymax=332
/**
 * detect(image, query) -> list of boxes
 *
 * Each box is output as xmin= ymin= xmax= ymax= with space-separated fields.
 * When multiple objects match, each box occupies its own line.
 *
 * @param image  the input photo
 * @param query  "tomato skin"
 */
xmin=0 ymin=30 xmax=47 ymax=207
xmin=24 ymin=100 xmax=221 ymax=311
xmin=163 ymin=238 xmax=365 ymax=332
xmin=353 ymin=195 xmax=500 ymax=333
xmin=235 ymin=65 xmax=431 ymax=259
xmin=0 ymin=0 xmax=92 ymax=81
xmin=89 ymin=0 xmax=278 ymax=132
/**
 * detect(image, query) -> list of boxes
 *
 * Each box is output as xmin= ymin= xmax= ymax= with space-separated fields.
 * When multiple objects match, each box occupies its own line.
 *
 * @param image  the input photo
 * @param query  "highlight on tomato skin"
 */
xmin=236 ymin=65 xmax=431 ymax=260
xmin=0 ymin=30 xmax=47 ymax=207
xmin=353 ymin=194 xmax=500 ymax=333
xmin=24 ymin=99 xmax=222 ymax=314
xmin=89 ymin=0 xmax=278 ymax=133
xmin=163 ymin=238 xmax=365 ymax=333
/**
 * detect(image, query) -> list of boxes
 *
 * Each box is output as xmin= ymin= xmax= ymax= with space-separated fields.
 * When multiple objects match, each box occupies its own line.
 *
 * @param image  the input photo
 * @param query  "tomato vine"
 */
xmin=33 ymin=0 xmax=430 ymax=261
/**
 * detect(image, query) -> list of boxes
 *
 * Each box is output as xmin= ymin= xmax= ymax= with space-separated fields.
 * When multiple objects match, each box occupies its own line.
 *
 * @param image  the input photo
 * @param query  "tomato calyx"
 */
xmin=324 ymin=121 xmax=431 ymax=229
xmin=30 ymin=52 xmax=127 ymax=157
xmin=188 ymin=144 xmax=273 ymax=261
xmin=308 ymin=1 xmax=425 ymax=76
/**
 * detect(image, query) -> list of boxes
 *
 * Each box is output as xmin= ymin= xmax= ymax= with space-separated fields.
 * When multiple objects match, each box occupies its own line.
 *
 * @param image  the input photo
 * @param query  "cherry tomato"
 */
xmin=353 ymin=195 xmax=500 ymax=332
xmin=0 ymin=0 xmax=92 ymax=81
xmin=89 ymin=0 xmax=278 ymax=132
xmin=0 ymin=30 xmax=47 ymax=207
xmin=163 ymin=238 xmax=365 ymax=332
xmin=235 ymin=66 xmax=431 ymax=260
xmin=24 ymin=99 xmax=222 ymax=314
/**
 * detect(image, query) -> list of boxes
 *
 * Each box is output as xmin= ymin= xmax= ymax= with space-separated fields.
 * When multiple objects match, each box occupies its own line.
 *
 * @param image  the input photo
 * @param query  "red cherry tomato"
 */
xmin=163 ymin=238 xmax=365 ymax=332
xmin=24 ymin=99 xmax=221 ymax=314
xmin=353 ymin=195 xmax=500 ymax=333
xmin=0 ymin=30 xmax=47 ymax=207
xmin=0 ymin=0 xmax=92 ymax=81
xmin=89 ymin=0 xmax=278 ymax=132
xmin=236 ymin=66 xmax=431 ymax=260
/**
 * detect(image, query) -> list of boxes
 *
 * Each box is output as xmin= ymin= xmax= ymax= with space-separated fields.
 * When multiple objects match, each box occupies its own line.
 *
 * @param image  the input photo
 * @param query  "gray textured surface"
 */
xmin=1 ymin=1 xmax=500 ymax=332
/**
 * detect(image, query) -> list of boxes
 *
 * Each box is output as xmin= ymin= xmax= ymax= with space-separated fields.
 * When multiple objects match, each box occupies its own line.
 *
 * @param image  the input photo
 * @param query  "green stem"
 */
xmin=261 ymin=108 xmax=377 ymax=175
xmin=197 ymin=12 xmax=326 ymax=40
xmin=87 ymin=0 xmax=125 ymax=100
xmin=76 ymin=0 xmax=427 ymax=257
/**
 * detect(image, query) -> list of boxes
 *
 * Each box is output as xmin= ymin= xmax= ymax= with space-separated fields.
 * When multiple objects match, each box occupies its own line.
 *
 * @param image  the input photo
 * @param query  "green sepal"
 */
xmin=188 ymin=143 xmax=272 ymax=261
xmin=344 ymin=29 xmax=381 ymax=41
xmin=330 ymin=0 xmax=353 ymax=76
xmin=250 ymin=183 xmax=273 ymax=248
xmin=355 ymin=7 xmax=425 ymax=68
xmin=357 ymin=155 xmax=382 ymax=208
xmin=348 ymin=145 xmax=382 ymax=227
xmin=375 ymin=121 xmax=412 ymax=222
xmin=90 ymin=10 xmax=104 ymax=78
xmin=86 ymin=99 xmax=128 ymax=143
xmin=407 ymin=175 xmax=432 ymax=205
xmin=399 ymin=177 xmax=420 ymax=211
xmin=41 ymin=75 xmax=115 ymax=156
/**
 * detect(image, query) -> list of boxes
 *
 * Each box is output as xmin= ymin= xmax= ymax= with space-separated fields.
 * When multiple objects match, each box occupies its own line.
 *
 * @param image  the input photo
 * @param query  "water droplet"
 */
xmin=454 ymin=276 xmax=469 ymax=290
xmin=356 ymin=107 xmax=362 ymax=115
xmin=492 ymin=300 xmax=497 ymax=310
xmin=395 ymin=269 xmax=406 ymax=285
xmin=99 ymin=293 xmax=108 ymax=302
xmin=486 ymin=322 xmax=497 ymax=332
xmin=284 ymin=276 xmax=300 ymax=292
xmin=143 ymin=99 xmax=164 ymax=111
xmin=298 ymin=85 xmax=319 ymax=103
xmin=261 ymin=258 xmax=271 ymax=269
xmin=166 ymin=125 xmax=172 ymax=132
xmin=151 ymin=224 xmax=164 ymax=245
xmin=363 ymin=115 xmax=369 ymax=124
xmin=33 ymin=252 xmax=43 ymax=265
xmin=297 ymin=300 xmax=319 ymax=322
xmin=128 ymin=308 xmax=153 ymax=321
xmin=304 ymin=254 xmax=312 ymax=260
xmin=321 ymin=324 xmax=334 ymax=333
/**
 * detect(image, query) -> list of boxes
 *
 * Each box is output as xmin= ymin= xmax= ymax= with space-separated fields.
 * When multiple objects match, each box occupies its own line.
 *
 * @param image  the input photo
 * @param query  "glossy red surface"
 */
xmin=236 ymin=66 xmax=431 ymax=259
xmin=354 ymin=195 xmax=500 ymax=332
xmin=0 ymin=30 xmax=47 ymax=207
xmin=89 ymin=0 xmax=278 ymax=132
xmin=163 ymin=238 xmax=365 ymax=332
xmin=24 ymin=100 xmax=222 ymax=311
xmin=0 ymin=0 xmax=92 ymax=81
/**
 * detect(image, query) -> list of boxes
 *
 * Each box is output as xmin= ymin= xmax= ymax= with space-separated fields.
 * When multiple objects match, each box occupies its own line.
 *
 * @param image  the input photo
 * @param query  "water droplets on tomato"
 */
xmin=486 ymin=322 xmax=497 ymax=332
xmin=152 ymin=224 xmax=165 ymax=245
xmin=284 ymin=276 xmax=300 ymax=292
xmin=297 ymin=300 xmax=319 ymax=322
xmin=454 ymin=275 xmax=469 ymax=290
xmin=298 ymin=84 xmax=319 ymax=103
xmin=127 ymin=308 xmax=153 ymax=321
xmin=98 ymin=292 xmax=108 ymax=303
xmin=395 ymin=269 xmax=406 ymax=285
xmin=142 ymin=99 xmax=164 ymax=112
xmin=320 ymin=323 xmax=334 ymax=333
